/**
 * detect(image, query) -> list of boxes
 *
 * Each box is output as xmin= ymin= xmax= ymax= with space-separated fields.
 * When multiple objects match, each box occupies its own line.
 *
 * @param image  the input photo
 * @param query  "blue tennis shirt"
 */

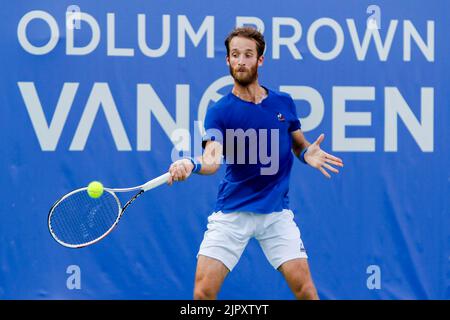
xmin=202 ymin=87 xmax=301 ymax=214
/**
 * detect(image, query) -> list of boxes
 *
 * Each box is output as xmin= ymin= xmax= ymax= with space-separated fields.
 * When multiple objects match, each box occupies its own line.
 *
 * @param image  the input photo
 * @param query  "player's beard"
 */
xmin=229 ymin=63 xmax=258 ymax=86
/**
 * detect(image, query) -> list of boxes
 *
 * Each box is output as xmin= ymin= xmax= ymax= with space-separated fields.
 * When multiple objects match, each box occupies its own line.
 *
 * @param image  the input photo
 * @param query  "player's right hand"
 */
xmin=167 ymin=159 xmax=194 ymax=185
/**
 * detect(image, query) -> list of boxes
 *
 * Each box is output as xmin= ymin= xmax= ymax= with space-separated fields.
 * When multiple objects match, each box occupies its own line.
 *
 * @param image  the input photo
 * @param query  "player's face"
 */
xmin=227 ymin=36 xmax=264 ymax=86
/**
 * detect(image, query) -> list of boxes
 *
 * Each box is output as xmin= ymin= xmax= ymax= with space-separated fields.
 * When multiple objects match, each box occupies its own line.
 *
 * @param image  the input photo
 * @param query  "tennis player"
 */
xmin=168 ymin=27 xmax=344 ymax=300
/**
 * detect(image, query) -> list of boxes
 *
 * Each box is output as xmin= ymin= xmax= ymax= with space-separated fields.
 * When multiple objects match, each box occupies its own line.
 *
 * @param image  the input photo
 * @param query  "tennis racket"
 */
xmin=48 ymin=172 xmax=170 ymax=249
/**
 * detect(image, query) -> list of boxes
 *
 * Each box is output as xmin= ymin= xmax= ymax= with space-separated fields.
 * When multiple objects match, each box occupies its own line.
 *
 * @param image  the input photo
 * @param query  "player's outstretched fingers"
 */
xmin=325 ymin=158 xmax=343 ymax=167
xmin=325 ymin=152 xmax=344 ymax=166
xmin=314 ymin=133 xmax=325 ymax=146
xmin=323 ymin=163 xmax=339 ymax=174
xmin=319 ymin=166 xmax=331 ymax=179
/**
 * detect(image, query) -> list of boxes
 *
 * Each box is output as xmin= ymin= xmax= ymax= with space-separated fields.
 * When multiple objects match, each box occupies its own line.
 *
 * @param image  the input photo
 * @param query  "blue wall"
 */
xmin=1 ymin=0 xmax=448 ymax=299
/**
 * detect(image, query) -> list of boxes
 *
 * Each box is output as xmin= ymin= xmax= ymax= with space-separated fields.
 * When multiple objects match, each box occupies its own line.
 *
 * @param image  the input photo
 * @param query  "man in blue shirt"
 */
xmin=168 ymin=27 xmax=344 ymax=300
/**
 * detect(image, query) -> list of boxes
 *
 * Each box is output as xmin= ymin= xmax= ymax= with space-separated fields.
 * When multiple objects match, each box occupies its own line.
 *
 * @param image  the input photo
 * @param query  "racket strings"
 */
xmin=49 ymin=190 xmax=121 ymax=247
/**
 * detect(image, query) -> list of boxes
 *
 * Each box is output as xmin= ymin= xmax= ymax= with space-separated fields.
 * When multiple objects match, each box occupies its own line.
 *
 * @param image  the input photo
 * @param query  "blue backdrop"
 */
xmin=1 ymin=0 xmax=448 ymax=299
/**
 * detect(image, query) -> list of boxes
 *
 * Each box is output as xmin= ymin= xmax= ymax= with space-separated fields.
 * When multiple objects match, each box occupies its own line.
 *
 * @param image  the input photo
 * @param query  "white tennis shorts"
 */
xmin=197 ymin=209 xmax=308 ymax=272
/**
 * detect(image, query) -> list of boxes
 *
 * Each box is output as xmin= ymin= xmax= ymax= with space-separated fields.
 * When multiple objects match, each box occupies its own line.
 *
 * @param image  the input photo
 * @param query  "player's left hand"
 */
xmin=304 ymin=134 xmax=344 ymax=178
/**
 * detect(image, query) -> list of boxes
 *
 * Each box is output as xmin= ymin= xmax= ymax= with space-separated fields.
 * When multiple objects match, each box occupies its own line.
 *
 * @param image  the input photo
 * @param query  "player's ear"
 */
xmin=226 ymin=55 xmax=230 ymax=66
xmin=258 ymin=54 xmax=264 ymax=67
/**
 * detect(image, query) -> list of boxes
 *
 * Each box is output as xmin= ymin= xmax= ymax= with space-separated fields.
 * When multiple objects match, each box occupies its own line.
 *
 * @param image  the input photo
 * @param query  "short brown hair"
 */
xmin=224 ymin=27 xmax=265 ymax=58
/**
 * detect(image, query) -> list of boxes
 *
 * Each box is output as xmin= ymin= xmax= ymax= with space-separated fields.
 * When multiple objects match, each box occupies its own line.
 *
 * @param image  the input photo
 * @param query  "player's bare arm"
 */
xmin=291 ymin=130 xmax=344 ymax=179
xmin=168 ymin=140 xmax=223 ymax=185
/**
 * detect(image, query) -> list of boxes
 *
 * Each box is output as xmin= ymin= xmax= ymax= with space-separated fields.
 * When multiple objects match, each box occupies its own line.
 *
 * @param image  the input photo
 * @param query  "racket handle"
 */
xmin=142 ymin=172 xmax=171 ymax=191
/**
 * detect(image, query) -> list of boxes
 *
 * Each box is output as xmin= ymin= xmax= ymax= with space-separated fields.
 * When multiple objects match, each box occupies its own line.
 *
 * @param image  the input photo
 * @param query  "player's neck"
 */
xmin=232 ymin=82 xmax=267 ymax=104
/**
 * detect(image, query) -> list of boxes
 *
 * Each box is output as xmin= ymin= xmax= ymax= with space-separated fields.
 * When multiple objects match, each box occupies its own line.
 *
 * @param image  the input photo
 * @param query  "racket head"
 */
xmin=48 ymin=188 xmax=122 ymax=248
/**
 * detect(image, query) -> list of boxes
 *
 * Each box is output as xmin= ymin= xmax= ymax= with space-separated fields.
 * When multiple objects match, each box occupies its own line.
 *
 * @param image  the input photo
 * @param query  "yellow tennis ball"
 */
xmin=87 ymin=181 xmax=104 ymax=198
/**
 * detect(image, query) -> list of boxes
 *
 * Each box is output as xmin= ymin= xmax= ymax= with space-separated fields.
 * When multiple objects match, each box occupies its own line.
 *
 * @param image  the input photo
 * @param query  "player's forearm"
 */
xmin=196 ymin=140 xmax=223 ymax=175
xmin=291 ymin=129 xmax=311 ymax=159
xmin=197 ymin=155 xmax=221 ymax=175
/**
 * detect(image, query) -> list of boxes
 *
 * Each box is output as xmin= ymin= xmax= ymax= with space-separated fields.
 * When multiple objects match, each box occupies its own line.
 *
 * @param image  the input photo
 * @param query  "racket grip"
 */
xmin=142 ymin=172 xmax=171 ymax=191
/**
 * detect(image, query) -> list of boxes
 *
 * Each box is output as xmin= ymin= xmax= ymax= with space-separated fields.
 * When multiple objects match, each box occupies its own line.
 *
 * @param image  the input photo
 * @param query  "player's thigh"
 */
xmin=278 ymin=258 xmax=314 ymax=287
xmin=194 ymin=255 xmax=229 ymax=291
